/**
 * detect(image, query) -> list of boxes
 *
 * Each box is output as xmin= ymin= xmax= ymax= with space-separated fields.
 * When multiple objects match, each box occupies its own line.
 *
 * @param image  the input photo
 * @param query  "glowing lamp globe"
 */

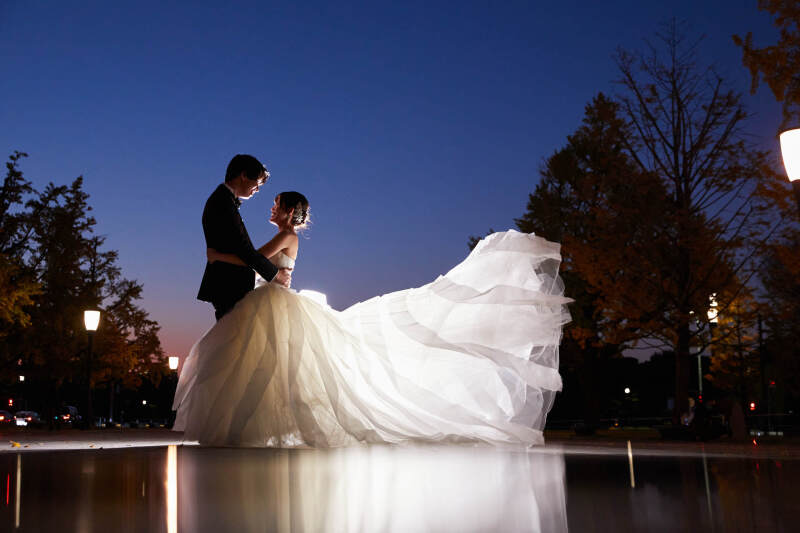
xmin=84 ymin=310 xmax=101 ymax=331
xmin=707 ymin=294 xmax=718 ymax=324
xmin=780 ymin=128 xmax=800 ymax=182
xmin=168 ymin=356 xmax=179 ymax=370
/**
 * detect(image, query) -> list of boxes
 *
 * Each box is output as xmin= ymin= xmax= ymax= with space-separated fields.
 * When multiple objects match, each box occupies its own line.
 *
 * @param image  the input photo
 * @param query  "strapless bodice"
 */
xmin=255 ymin=252 xmax=295 ymax=287
xmin=272 ymin=251 xmax=295 ymax=269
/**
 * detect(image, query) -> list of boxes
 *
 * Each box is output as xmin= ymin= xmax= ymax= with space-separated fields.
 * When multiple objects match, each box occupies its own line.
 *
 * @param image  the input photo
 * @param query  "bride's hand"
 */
xmin=274 ymin=268 xmax=292 ymax=288
xmin=206 ymin=248 xmax=218 ymax=263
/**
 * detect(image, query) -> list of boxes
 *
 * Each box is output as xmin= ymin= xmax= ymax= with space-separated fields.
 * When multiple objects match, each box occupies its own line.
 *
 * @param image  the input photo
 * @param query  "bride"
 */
xmin=172 ymin=192 xmax=571 ymax=447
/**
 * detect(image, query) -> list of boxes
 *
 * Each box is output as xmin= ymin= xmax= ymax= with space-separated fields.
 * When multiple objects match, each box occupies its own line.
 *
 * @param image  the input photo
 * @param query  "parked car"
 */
xmin=0 ymin=410 xmax=13 ymax=424
xmin=60 ymin=405 xmax=80 ymax=426
xmin=14 ymin=411 xmax=42 ymax=427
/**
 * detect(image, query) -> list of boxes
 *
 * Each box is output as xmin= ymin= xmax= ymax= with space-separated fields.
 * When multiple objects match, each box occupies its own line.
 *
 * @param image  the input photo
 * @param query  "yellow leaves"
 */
xmin=0 ymin=253 xmax=41 ymax=329
xmin=566 ymin=327 xmax=595 ymax=349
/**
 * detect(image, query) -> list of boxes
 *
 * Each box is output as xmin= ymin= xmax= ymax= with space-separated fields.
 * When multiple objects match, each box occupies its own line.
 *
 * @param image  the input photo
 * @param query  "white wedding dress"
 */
xmin=172 ymin=230 xmax=571 ymax=447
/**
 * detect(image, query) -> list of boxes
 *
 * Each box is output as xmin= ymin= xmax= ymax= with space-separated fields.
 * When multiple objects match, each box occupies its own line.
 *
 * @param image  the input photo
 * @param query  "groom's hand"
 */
xmin=274 ymin=268 xmax=292 ymax=288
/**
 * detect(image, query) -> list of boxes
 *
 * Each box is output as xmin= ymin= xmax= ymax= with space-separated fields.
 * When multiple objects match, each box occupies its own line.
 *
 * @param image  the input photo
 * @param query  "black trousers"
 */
xmin=213 ymin=299 xmax=238 ymax=321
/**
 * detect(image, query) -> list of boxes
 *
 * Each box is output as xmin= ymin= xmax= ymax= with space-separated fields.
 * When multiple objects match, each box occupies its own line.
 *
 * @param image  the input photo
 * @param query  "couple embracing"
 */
xmin=197 ymin=154 xmax=304 ymax=320
xmin=173 ymin=154 xmax=572 ymax=448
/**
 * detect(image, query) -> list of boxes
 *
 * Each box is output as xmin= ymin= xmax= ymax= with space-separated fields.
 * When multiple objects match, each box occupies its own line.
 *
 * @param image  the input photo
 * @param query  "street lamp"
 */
xmin=699 ymin=294 xmax=720 ymax=401
xmin=778 ymin=128 xmax=800 ymax=211
xmin=84 ymin=310 xmax=100 ymax=429
xmin=168 ymin=356 xmax=179 ymax=371
xmin=707 ymin=294 xmax=718 ymax=324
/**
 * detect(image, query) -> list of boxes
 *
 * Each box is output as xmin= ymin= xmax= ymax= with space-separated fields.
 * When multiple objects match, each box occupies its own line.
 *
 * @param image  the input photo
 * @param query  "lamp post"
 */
xmin=778 ymin=128 xmax=800 ymax=212
xmin=84 ymin=310 xmax=100 ymax=429
xmin=703 ymin=294 xmax=719 ymax=401
xmin=168 ymin=356 xmax=179 ymax=371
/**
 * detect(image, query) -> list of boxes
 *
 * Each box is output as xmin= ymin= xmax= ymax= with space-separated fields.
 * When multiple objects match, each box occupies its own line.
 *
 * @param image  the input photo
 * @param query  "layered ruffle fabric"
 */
xmin=173 ymin=230 xmax=571 ymax=447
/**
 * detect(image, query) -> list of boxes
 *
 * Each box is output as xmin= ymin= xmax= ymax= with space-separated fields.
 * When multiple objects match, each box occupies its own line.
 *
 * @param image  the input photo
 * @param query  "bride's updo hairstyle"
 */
xmin=277 ymin=191 xmax=310 ymax=229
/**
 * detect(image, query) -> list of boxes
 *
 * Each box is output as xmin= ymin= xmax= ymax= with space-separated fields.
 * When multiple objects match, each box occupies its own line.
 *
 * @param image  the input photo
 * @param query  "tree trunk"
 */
xmin=674 ymin=322 xmax=691 ymax=425
xmin=580 ymin=352 xmax=601 ymax=429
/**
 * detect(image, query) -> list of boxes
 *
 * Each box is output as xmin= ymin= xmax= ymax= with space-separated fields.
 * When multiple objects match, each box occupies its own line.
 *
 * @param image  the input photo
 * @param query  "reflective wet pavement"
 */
xmin=0 ymin=442 xmax=797 ymax=532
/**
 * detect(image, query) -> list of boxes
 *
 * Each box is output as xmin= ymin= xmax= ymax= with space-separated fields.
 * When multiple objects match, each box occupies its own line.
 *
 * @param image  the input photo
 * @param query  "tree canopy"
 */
xmin=0 ymin=153 xmax=167 ymax=416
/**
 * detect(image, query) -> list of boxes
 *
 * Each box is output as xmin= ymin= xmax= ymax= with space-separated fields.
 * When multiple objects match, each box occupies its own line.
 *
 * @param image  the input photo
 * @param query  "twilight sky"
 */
xmin=0 ymin=1 xmax=783 ymax=361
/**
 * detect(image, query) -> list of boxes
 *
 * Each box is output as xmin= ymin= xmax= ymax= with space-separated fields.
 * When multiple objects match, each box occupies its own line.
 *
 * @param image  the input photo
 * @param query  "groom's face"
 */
xmin=234 ymin=172 xmax=266 ymax=199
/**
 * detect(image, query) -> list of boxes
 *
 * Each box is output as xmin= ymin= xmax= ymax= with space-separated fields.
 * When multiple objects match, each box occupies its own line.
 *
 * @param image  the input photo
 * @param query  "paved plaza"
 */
xmin=0 ymin=428 xmax=797 ymax=531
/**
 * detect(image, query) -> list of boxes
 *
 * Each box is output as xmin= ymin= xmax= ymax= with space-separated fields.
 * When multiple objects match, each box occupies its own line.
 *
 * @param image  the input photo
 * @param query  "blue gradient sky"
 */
xmin=0 ymin=1 xmax=782 ymax=360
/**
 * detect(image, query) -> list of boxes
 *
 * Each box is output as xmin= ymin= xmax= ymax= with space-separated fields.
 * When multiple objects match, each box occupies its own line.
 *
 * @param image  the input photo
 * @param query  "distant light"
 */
xmin=168 ymin=356 xmax=179 ymax=370
xmin=7 ymin=399 xmax=12 ymax=407
xmin=750 ymin=401 xmax=756 ymax=411
xmin=84 ymin=310 xmax=101 ymax=331
xmin=624 ymin=387 xmax=631 ymax=395
xmin=779 ymin=128 xmax=800 ymax=182
xmin=18 ymin=376 xmax=24 ymax=382
xmin=707 ymin=294 xmax=718 ymax=324
xmin=142 ymin=400 xmax=147 ymax=405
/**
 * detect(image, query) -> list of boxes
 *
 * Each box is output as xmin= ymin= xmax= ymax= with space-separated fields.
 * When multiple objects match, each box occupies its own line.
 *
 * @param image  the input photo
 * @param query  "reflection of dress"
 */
xmin=172 ymin=230 xmax=571 ymax=447
xmin=177 ymin=446 xmax=569 ymax=532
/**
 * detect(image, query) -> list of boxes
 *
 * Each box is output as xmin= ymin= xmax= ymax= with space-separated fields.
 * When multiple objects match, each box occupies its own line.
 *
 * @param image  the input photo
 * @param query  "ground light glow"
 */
xmin=627 ymin=440 xmax=636 ymax=489
xmin=14 ymin=454 xmax=20 ymax=529
xmin=166 ymin=444 xmax=177 ymax=533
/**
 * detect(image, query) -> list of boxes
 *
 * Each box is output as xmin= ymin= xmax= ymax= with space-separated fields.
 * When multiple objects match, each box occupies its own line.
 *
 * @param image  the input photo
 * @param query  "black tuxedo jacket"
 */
xmin=197 ymin=184 xmax=279 ymax=307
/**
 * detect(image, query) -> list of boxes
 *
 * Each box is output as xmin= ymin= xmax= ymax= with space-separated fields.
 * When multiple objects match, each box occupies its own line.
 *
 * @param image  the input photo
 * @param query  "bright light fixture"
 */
xmin=779 ymin=128 xmax=800 ymax=182
xmin=18 ymin=375 xmax=24 ymax=382
xmin=84 ymin=310 xmax=101 ymax=331
xmin=624 ymin=387 xmax=631 ymax=394
xmin=168 ymin=356 xmax=179 ymax=370
xmin=707 ymin=294 xmax=718 ymax=324
xmin=299 ymin=290 xmax=328 ymax=307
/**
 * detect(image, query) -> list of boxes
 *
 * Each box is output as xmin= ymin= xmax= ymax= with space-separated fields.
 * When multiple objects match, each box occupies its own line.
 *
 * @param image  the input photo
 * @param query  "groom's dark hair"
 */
xmin=225 ymin=154 xmax=268 ymax=183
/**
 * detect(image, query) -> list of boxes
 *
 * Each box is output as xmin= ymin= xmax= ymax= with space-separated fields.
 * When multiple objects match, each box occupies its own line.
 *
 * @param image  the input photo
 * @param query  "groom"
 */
xmin=198 ymin=154 xmax=292 ymax=320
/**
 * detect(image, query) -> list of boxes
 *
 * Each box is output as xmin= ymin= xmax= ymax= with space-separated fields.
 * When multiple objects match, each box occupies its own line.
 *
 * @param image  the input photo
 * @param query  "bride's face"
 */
xmin=269 ymin=197 xmax=290 ymax=227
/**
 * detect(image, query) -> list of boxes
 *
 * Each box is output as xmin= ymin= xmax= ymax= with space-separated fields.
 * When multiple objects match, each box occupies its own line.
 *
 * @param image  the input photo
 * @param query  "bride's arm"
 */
xmin=257 ymin=231 xmax=297 ymax=260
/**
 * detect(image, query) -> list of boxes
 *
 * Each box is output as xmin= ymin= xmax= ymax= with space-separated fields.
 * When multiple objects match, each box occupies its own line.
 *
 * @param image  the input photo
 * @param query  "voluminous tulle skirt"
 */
xmin=172 ymin=230 xmax=571 ymax=447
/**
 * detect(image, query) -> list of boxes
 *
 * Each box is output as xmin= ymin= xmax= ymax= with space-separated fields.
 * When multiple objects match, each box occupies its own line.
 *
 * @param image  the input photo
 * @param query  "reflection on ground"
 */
xmin=0 ymin=442 xmax=797 ymax=532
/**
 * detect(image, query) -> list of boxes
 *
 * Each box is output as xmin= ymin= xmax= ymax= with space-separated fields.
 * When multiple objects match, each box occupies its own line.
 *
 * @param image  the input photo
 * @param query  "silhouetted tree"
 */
xmin=0 ymin=153 xmax=41 ymax=338
xmin=611 ymin=22 xmax=782 ymax=422
xmin=734 ymin=0 xmax=800 ymax=126
xmin=706 ymin=290 xmax=762 ymax=406
xmin=734 ymin=1 xmax=800 ymax=412
xmin=1 ymin=155 xmax=166 ymax=420
xmin=514 ymin=93 xmax=649 ymax=427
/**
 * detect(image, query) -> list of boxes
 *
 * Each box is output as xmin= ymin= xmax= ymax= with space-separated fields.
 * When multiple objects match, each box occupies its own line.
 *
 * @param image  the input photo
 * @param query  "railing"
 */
xmin=547 ymin=413 xmax=799 ymax=435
